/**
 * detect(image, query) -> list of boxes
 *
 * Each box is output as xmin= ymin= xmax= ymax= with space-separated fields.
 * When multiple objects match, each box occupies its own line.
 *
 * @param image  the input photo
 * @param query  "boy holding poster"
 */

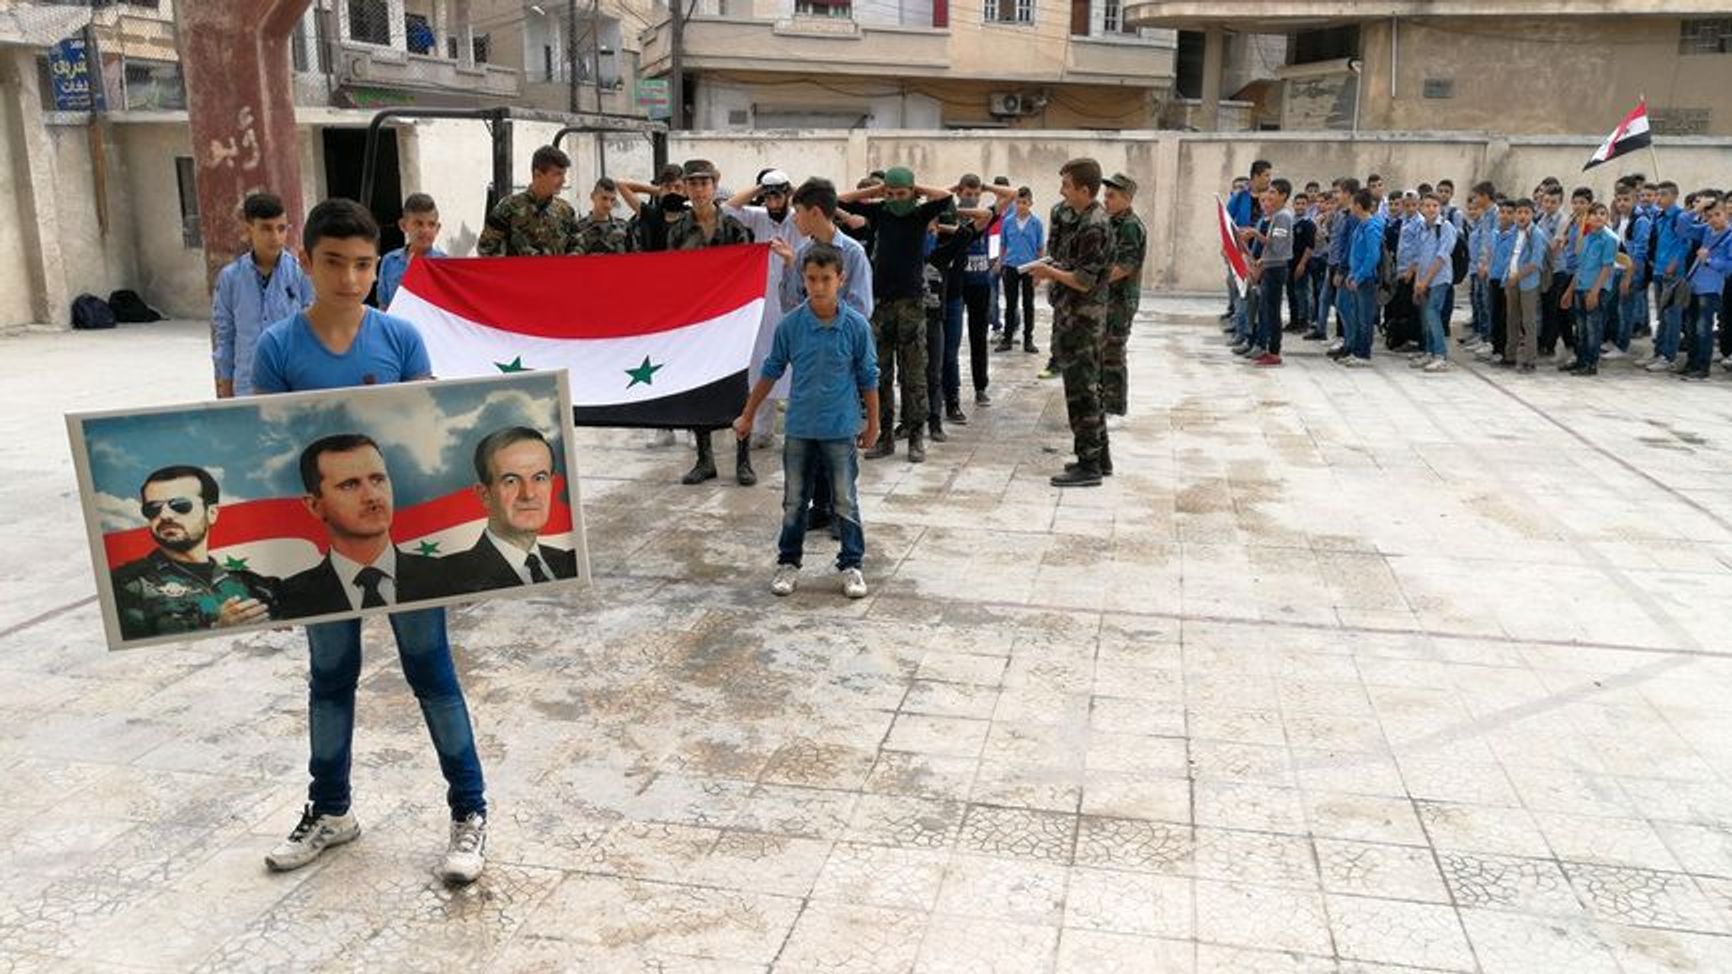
xmin=252 ymin=198 xmax=490 ymax=885
xmin=733 ymin=245 xmax=880 ymax=599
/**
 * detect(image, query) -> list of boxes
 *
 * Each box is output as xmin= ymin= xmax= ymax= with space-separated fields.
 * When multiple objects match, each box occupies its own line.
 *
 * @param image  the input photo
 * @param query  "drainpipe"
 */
xmin=1348 ymin=57 xmax=1362 ymax=134
xmin=1389 ymin=16 xmax=1397 ymax=101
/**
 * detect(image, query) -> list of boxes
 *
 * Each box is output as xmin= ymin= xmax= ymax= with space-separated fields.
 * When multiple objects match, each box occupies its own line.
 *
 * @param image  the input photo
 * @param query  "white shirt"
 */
xmin=1508 ymin=226 xmax=1525 ymax=280
xmin=328 ymin=544 xmax=398 ymax=610
xmin=483 ymin=529 xmax=540 ymax=585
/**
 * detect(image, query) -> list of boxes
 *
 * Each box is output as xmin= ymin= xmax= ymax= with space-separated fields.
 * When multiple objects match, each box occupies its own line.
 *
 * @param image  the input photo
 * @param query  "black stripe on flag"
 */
xmin=571 ymin=370 xmax=750 ymax=430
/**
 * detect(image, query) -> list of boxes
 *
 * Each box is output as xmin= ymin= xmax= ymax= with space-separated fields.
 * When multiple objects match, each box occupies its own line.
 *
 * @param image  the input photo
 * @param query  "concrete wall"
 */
xmin=0 ymin=64 xmax=36 ymax=327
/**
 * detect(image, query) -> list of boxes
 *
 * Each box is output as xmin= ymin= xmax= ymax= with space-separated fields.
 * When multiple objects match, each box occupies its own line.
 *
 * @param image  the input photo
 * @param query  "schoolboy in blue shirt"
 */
xmin=213 ymin=193 xmax=312 ymax=397
xmin=1681 ymin=197 xmax=1732 ymax=380
xmin=252 ymin=199 xmax=490 ymax=886
xmin=375 ymin=192 xmax=446 ymax=310
xmin=1343 ymin=189 xmax=1386 ymax=365
xmin=1562 ymin=202 xmax=1618 ymax=375
xmin=1504 ymin=199 xmax=1550 ymax=372
xmin=734 ymin=245 xmax=881 ymax=599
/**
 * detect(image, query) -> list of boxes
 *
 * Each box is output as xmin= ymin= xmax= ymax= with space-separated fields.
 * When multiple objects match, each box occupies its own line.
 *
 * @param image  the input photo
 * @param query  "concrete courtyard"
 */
xmin=4 ymin=300 xmax=1732 ymax=973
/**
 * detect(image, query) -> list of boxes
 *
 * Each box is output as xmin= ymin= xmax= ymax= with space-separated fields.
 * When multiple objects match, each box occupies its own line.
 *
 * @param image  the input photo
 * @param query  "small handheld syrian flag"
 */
xmin=1216 ymin=195 xmax=1251 ymax=296
xmin=1583 ymin=98 xmax=1652 ymax=172
xmin=391 ymin=245 xmax=770 ymax=429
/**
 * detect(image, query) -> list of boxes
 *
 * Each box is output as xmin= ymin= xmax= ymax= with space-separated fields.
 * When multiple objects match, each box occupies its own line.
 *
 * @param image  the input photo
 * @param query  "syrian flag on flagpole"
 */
xmin=1216 ymin=195 xmax=1251 ymax=297
xmin=390 ymin=244 xmax=770 ymax=429
xmin=1583 ymin=98 xmax=1652 ymax=171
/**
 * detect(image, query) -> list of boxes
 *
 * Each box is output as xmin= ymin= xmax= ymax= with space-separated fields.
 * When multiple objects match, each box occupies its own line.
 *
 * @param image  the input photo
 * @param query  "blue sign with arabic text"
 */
xmin=49 ymin=36 xmax=104 ymax=112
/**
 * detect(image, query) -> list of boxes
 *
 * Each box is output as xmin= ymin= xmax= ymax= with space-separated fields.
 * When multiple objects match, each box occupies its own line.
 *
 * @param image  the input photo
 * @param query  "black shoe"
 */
xmin=1302 ymin=331 xmax=1326 ymax=341
xmin=974 ymin=390 xmax=991 ymax=406
xmin=1570 ymin=365 xmax=1597 ymax=376
xmin=735 ymin=440 xmax=757 ymax=486
xmin=1024 ymin=342 xmax=1039 ymax=354
xmin=1219 ymin=311 xmax=1234 ymax=321
xmin=1064 ymin=450 xmax=1112 ymax=477
xmin=864 ymin=431 xmax=895 ymax=459
xmin=946 ymin=405 xmax=968 ymax=424
xmin=907 ymin=430 xmax=926 ymax=464
xmin=681 ymin=438 xmax=717 ymax=484
xmin=1051 ymin=462 xmax=1102 ymax=488
xmin=994 ymin=341 xmax=1014 ymax=353
xmin=894 ymin=422 xmax=907 ymax=439
xmin=928 ymin=417 xmax=948 ymax=443
xmin=1326 ymin=345 xmax=1350 ymax=360
xmin=1681 ymin=369 xmax=1710 ymax=381
xmin=1557 ymin=360 xmax=1578 ymax=372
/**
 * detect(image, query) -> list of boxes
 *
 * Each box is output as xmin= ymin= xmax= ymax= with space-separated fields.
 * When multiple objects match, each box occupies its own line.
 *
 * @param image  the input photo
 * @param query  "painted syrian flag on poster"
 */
xmin=388 ymin=245 xmax=770 ymax=429
xmin=1216 ymin=195 xmax=1251 ymax=296
xmin=1583 ymin=98 xmax=1652 ymax=171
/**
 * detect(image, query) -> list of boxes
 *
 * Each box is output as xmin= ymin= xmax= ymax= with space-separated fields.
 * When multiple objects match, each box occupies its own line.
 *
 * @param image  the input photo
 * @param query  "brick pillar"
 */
xmin=175 ymin=0 xmax=312 ymax=289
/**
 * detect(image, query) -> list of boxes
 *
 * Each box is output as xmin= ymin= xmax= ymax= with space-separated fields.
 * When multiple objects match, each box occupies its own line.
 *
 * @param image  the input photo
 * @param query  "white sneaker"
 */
xmin=438 ymin=812 xmax=487 ymax=885
xmin=1603 ymin=348 xmax=1626 ymax=360
xmin=840 ymin=567 xmax=868 ymax=599
xmin=1634 ymin=354 xmax=1656 ymax=367
xmin=770 ymin=564 xmax=799 ymax=596
xmin=1327 ymin=339 xmax=1345 ymax=352
xmin=1341 ymin=356 xmax=1370 ymax=368
xmin=1645 ymin=358 xmax=1673 ymax=373
xmin=1407 ymin=351 xmax=1428 ymax=362
xmin=265 ymin=805 xmax=360 ymax=872
xmin=1409 ymin=354 xmax=1433 ymax=369
xmin=1423 ymin=358 xmax=1452 ymax=373
xmin=1554 ymin=347 xmax=1574 ymax=365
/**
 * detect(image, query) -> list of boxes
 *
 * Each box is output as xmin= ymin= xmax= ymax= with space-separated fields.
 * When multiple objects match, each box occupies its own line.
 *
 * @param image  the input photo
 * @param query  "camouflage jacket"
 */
xmin=1051 ymin=201 xmax=1111 ymax=318
xmin=666 ymin=207 xmax=754 ymax=250
xmin=477 ymin=190 xmax=577 ymax=257
xmin=1109 ymin=210 xmax=1148 ymax=302
xmin=573 ymin=214 xmax=631 ymax=255
xmin=1046 ymin=202 xmax=1081 ymax=307
xmin=112 ymin=549 xmax=278 ymax=640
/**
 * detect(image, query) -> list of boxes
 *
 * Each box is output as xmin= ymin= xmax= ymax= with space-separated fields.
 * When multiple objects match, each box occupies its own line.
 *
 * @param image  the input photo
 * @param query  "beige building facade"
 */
xmin=1130 ymin=1 xmax=1732 ymax=136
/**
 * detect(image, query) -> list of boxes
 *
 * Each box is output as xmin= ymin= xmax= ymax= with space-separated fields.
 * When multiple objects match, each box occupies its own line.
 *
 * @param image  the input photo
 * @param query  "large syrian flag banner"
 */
xmin=1583 ymin=98 xmax=1652 ymax=171
xmin=1216 ymin=195 xmax=1251 ymax=296
xmin=66 ymin=372 xmax=587 ymax=650
xmin=389 ymin=244 xmax=771 ymax=429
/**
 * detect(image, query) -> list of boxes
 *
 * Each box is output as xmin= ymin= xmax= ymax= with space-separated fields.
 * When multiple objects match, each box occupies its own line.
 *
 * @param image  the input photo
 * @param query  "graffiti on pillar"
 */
xmin=207 ymin=106 xmax=263 ymax=172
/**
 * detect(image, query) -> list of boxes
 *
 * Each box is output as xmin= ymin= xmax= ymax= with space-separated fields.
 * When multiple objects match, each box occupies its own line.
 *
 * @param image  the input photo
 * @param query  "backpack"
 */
xmin=1641 ymin=214 xmax=1662 ymax=288
xmin=70 ymin=293 xmax=116 ymax=330
xmin=1437 ymin=224 xmax=1470 ymax=285
xmin=107 ymin=289 xmax=162 ymax=323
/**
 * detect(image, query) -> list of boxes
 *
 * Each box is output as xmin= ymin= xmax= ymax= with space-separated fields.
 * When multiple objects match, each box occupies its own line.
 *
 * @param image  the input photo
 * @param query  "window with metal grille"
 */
xmin=1679 ymin=18 xmax=1731 ymax=54
xmin=123 ymin=59 xmax=186 ymax=110
xmin=796 ymin=0 xmax=853 ymax=16
xmin=291 ymin=23 xmax=309 ymax=71
xmin=347 ymin=0 xmax=391 ymax=45
xmin=175 ymin=157 xmax=201 ymax=249
xmin=406 ymin=13 xmax=435 ymax=54
xmin=1422 ymin=78 xmax=1453 ymax=99
xmin=985 ymin=0 xmax=1033 ymax=25
xmin=1102 ymin=0 xmax=1121 ymax=32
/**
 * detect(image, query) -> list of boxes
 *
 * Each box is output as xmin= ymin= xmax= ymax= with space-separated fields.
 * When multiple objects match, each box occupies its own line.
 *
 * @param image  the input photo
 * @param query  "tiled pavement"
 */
xmin=4 ymin=301 xmax=1732 ymax=972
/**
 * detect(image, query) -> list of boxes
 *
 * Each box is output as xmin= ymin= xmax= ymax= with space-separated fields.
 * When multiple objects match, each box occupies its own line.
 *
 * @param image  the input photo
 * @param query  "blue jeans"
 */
xmin=1421 ymin=283 xmax=1451 ymax=358
xmin=780 ymin=437 xmax=864 ymax=570
xmin=1316 ymin=273 xmax=1335 ymax=337
xmin=1353 ymin=281 xmax=1378 ymax=359
xmin=1438 ymin=280 xmax=1456 ymax=335
xmin=307 ymin=609 xmax=486 ymax=820
xmin=1334 ymin=276 xmax=1356 ymax=341
xmin=1688 ymin=293 xmax=1722 ymax=372
xmin=1233 ymin=286 xmax=1255 ymax=344
xmin=1573 ymin=290 xmax=1608 ymax=366
xmin=1617 ymin=283 xmax=1646 ymax=350
xmin=988 ymin=270 xmax=1002 ymax=331
xmin=1656 ymin=274 xmax=1684 ymax=360
xmin=941 ymin=295 xmax=965 ymax=406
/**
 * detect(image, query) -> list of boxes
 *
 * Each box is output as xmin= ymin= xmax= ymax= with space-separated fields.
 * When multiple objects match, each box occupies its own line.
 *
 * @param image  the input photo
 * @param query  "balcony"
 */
xmin=640 ymin=15 xmax=952 ymax=78
xmin=1124 ymin=0 xmax=1727 ymax=30
xmin=1066 ymin=32 xmax=1176 ymax=83
xmin=330 ymin=41 xmax=522 ymax=100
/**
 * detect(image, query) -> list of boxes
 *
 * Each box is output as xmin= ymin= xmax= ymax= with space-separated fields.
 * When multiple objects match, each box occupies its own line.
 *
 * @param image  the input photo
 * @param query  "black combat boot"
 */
xmin=928 ymin=415 xmax=948 ymax=443
xmin=1051 ymin=460 xmax=1102 ymax=488
xmin=907 ymin=428 xmax=927 ymax=463
xmin=945 ymin=402 xmax=968 ymax=425
xmin=682 ymin=434 xmax=717 ymax=484
xmin=735 ymin=439 xmax=757 ymax=486
xmin=1064 ymin=444 xmax=1112 ymax=477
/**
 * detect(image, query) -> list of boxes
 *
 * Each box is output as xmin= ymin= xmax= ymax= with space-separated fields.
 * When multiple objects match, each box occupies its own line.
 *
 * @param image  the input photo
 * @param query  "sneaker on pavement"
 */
xmin=1423 ymin=358 xmax=1452 ymax=373
xmin=1645 ymin=357 xmax=1673 ymax=373
xmin=1252 ymin=353 xmax=1282 ymax=367
xmin=439 ymin=812 xmax=487 ymax=885
xmin=1603 ymin=348 xmax=1626 ymax=360
xmin=1409 ymin=354 xmax=1433 ymax=369
xmin=1037 ymin=366 xmax=1060 ymax=379
xmin=770 ymin=564 xmax=799 ymax=596
xmin=840 ymin=567 xmax=868 ymax=599
xmin=265 ymin=805 xmax=360 ymax=872
xmin=1238 ymin=345 xmax=1266 ymax=359
xmin=1341 ymin=355 xmax=1370 ymax=368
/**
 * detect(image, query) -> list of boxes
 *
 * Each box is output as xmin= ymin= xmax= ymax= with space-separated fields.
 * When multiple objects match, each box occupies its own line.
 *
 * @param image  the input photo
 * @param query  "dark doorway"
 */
xmin=323 ymin=127 xmax=402 ymax=304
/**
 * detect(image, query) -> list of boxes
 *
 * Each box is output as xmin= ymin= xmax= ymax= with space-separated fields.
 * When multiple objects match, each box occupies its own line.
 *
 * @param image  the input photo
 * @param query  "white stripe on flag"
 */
xmin=394 ymin=289 xmax=763 ymax=407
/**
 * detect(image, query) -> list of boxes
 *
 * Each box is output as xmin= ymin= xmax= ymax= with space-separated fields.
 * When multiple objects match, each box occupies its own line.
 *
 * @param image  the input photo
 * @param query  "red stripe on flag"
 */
xmin=1217 ymin=197 xmax=1250 ymax=291
xmin=101 ymin=478 xmax=574 ymax=569
xmin=399 ymin=245 xmax=770 ymax=339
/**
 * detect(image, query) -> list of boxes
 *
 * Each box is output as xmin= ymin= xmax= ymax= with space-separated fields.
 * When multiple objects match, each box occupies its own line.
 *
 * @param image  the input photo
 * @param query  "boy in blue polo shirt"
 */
xmin=735 ymin=245 xmax=881 ymax=599
xmin=253 ymin=198 xmax=490 ymax=886
xmin=1562 ymin=202 xmax=1618 ymax=376
xmin=376 ymin=192 xmax=446 ymax=309
xmin=1682 ymin=197 xmax=1732 ymax=380
xmin=213 ymin=193 xmax=312 ymax=398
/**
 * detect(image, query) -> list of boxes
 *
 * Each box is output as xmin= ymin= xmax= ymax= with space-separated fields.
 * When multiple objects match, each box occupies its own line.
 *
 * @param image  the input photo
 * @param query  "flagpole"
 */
xmin=1641 ymin=94 xmax=1661 ymax=181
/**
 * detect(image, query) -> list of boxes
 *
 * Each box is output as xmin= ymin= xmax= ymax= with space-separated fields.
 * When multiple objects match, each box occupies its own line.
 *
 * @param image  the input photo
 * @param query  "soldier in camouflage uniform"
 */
xmin=1037 ymin=200 xmax=1081 ymax=378
xmin=1102 ymin=173 xmax=1147 ymax=419
xmin=666 ymin=159 xmax=758 ymax=487
xmin=111 ymin=465 xmax=276 ymax=641
xmin=1027 ymin=158 xmax=1112 ymax=487
xmin=573 ymin=176 xmax=631 ymax=255
xmin=476 ymin=145 xmax=578 ymax=257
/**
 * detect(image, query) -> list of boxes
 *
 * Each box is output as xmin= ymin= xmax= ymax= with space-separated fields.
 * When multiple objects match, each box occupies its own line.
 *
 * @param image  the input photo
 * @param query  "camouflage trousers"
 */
xmin=1102 ymin=292 xmax=1139 ymax=416
xmin=871 ymin=298 xmax=928 ymax=429
xmin=1054 ymin=307 xmax=1106 ymax=464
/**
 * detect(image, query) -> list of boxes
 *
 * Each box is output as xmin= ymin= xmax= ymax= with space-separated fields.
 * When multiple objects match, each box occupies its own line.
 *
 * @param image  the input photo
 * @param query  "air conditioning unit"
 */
xmin=988 ymin=92 xmax=1022 ymax=117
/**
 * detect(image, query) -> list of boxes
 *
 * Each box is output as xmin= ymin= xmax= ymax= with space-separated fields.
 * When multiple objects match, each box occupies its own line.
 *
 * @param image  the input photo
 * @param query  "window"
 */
xmin=473 ymin=34 xmax=491 ymax=63
xmin=175 ymin=157 xmax=201 ymax=249
xmin=544 ymin=44 xmax=555 ymax=81
xmin=796 ymin=0 xmax=852 ymax=16
xmin=405 ymin=13 xmax=435 ymax=54
xmin=1650 ymin=107 xmax=1711 ymax=135
xmin=346 ymin=0 xmax=391 ymax=45
xmin=1291 ymin=24 xmax=1358 ymax=64
xmin=984 ymin=0 xmax=1033 ymax=24
xmin=123 ymin=59 xmax=185 ymax=110
xmin=1679 ymin=18 xmax=1731 ymax=55
xmin=1174 ymin=30 xmax=1204 ymax=98
xmin=1422 ymin=78 xmax=1454 ymax=99
xmin=1101 ymin=0 xmax=1132 ymax=33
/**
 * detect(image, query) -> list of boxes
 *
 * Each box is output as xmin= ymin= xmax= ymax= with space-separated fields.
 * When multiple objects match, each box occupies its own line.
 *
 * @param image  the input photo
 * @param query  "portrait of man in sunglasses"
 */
xmin=110 ymin=464 xmax=278 ymax=640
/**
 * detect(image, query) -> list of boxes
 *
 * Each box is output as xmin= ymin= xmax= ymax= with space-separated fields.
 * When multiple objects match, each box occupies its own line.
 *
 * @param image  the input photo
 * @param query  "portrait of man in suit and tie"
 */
xmin=442 ymin=426 xmax=577 ymax=592
xmin=277 ymin=433 xmax=449 ymax=619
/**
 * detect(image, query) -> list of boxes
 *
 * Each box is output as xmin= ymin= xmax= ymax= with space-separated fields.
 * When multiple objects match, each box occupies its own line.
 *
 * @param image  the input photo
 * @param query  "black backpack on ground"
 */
xmin=107 ymin=289 xmax=163 ymax=323
xmin=70 ymin=294 xmax=116 ymax=330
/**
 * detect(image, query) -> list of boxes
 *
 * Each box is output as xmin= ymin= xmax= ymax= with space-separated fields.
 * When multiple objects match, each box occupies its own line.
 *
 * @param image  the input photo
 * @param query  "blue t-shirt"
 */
xmin=252 ymin=308 xmax=433 ymax=393
xmin=760 ymin=301 xmax=879 ymax=442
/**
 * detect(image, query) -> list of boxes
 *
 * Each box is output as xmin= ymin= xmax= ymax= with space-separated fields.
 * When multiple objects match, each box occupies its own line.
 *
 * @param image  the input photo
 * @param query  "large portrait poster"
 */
xmin=67 ymin=372 xmax=587 ymax=650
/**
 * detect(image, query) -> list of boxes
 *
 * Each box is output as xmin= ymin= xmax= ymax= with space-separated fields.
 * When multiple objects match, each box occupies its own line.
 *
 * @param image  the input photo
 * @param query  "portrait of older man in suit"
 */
xmin=442 ymin=426 xmax=577 ymax=591
xmin=277 ymin=433 xmax=447 ymax=619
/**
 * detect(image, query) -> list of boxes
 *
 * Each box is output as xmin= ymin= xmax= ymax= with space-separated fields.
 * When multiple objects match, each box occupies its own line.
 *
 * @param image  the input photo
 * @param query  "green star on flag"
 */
xmin=221 ymin=556 xmax=249 ymax=571
xmin=416 ymin=540 xmax=441 ymax=556
xmin=495 ymin=356 xmax=528 ymax=373
xmin=625 ymin=355 xmax=665 ymax=388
